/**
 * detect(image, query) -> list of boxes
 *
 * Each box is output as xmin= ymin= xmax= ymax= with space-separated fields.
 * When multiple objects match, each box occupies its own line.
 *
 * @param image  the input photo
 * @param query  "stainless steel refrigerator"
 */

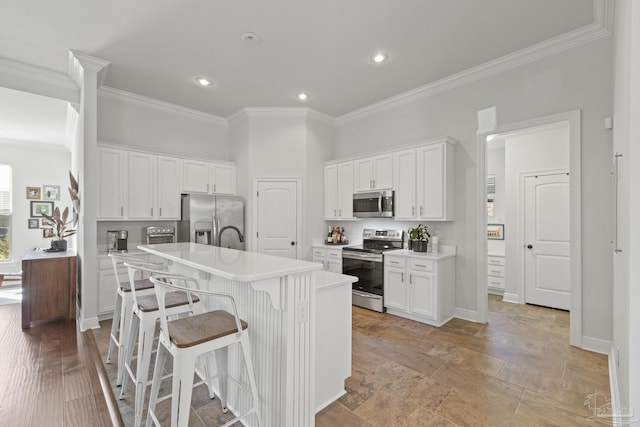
xmin=177 ymin=194 xmax=245 ymax=250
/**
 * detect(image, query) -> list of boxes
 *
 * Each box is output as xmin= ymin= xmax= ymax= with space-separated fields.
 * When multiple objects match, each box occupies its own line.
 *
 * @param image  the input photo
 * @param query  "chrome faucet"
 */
xmin=217 ymin=225 xmax=244 ymax=245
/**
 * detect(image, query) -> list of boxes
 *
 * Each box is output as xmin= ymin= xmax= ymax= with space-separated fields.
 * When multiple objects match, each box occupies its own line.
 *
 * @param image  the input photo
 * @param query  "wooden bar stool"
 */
xmin=120 ymin=262 xmax=201 ymax=427
xmin=106 ymin=254 xmax=162 ymax=386
xmin=146 ymin=274 xmax=262 ymax=427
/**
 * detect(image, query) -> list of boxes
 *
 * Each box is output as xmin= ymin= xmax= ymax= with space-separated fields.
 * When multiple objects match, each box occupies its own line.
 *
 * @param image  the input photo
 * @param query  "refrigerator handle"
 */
xmin=212 ymin=212 xmax=218 ymax=246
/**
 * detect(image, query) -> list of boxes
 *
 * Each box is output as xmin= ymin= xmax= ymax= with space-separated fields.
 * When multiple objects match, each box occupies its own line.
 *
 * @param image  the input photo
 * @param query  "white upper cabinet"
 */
xmin=98 ymin=147 xmax=126 ymax=219
xmin=128 ymin=152 xmax=156 ymax=219
xmin=416 ymin=141 xmax=455 ymax=221
xmin=183 ymin=160 xmax=236 ymax=195
xmin=393 ymin=149 xmax=417 ymax=220
xmin=354 ymin=154 xmax=393 ymax=192
xmin=324 ymin=161 xmax=355 ymax=220
xmin=156 ymin=156 xmax=181 ymax=219
xmin=210 ymin=163 xmax=236 ymax=195
xmin=182 ymin=159 xmax=210 ymax=193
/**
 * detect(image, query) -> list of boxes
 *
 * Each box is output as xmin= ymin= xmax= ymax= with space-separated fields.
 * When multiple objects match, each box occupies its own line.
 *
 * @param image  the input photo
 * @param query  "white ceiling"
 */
xmin=0 ymin=1 xmax=597 ymax=144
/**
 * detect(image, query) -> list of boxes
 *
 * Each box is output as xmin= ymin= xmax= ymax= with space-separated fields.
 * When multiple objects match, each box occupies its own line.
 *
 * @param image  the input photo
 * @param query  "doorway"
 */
xmin=253 ymin=178 xmax=302 ymax=259
xmin=477 ymin=110 xmax=582 ymax=347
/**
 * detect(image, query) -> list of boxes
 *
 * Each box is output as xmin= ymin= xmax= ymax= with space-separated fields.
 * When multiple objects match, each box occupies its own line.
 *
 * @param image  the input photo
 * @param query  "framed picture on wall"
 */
xmin=26 ymin=186 xmax=41 ymax=199
xmin=30 ymin=201 xmax=54 ymax=218
xmin=487 ymin=224 xmax=505 ymax=240
xmin=42 ymin=228 xmax=54 ymax=238
xmin=42 ymin=185 xmax=60 ymax=200
xmin=28 ymin=218 xmax=39 ymax=229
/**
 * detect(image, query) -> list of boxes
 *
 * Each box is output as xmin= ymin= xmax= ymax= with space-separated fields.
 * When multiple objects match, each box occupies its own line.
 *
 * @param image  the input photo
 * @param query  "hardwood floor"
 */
xmin=317 ymin=295 xmax=610 ymax=427
xmin=0 ymin=303 xmax=123 ymax=427
xmin=90 ymin=294 xmax=609 ymax=426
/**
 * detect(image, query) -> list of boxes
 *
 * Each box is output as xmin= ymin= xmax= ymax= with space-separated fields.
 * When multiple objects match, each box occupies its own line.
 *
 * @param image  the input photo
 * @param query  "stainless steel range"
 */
xmin=343 ymin=228 xmax=404 ymax=312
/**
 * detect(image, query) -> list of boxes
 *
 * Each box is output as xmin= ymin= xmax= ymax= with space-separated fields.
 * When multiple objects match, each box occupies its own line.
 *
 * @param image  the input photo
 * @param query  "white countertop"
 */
xmin=23 ymin=248 xmax=77 ymax=260
xmin=314 ymin=270 xmax=358 ymax=289
xmin=138 ymin=242 xmax=322 ymax=282
xmin=385 ymin=249 xmax=456 ymax=260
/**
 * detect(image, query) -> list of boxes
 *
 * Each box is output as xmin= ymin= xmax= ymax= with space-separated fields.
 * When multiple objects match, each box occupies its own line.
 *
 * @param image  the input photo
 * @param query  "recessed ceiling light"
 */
xmin=296 ymin=92 xmax=310 ymax=101
xmin=371 ymin=52 xmax=388 ymax=64
xmin=195 ymin=77 xmax=213 ymax=87
xmin=240 ymin=32 xmax=261 ymax=45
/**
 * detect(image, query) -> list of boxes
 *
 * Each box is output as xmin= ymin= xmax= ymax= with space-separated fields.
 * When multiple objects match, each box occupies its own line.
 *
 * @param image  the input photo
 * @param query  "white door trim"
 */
xmin=252 ymin=177 xmax=303 ymax=259
xmin=476 ymin=110 xmax=582 ymax=348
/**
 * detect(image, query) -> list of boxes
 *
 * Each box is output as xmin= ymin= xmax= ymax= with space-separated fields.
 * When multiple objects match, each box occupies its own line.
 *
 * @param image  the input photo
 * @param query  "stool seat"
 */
xmin=168 ymin=310 xmax=248 ymax=348
xmin=121 ymin=278 xmax=154 ymax=292
xmin=137 ymin=292 xmax=200 ymax=312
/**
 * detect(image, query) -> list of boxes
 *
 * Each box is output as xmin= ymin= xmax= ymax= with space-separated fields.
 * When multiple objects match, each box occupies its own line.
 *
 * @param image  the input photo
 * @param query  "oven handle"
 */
xmin=342 ymin=252 xmax=383 ymax=262
xmin=352 ymin=290 xmax=382 ymax=299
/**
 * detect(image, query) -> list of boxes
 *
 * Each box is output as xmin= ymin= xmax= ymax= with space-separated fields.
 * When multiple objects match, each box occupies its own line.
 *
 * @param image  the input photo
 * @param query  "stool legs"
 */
xmin=120 ymin=312 xmax=140 ymax=398
xmin=146 ymin=343 xmax=168 ymax=427
xmin=172 ymin=352 xmax=197 ymax=427
xmin=105 ymin=292 xmax=122 ymax=365
xmin=134 ymin=315 xmax=157 ymax=427
xmin=240 ymin=334 xmax=263 ymax=427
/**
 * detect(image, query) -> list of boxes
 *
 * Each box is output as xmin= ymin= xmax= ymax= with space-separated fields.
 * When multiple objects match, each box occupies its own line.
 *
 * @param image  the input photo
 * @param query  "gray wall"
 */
xmin=334 ymin=37 xmax=613 ymax=343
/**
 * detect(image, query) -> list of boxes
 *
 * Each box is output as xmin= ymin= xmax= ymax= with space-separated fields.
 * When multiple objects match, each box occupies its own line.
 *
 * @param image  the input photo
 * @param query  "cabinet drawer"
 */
xmin=385 ymin=256 xmax=406 ymax=268
xmin=326 ymin=249 xmax=342 ymax=260
xmin=312 ymin=248 xmax=326 ymax=257
xmin=487 ymin=265 xmax=505 ymax=278
xmin=408 ymin=258 xmax=434 ymax=272
xmin=488 ymin=256 xmax=505 ymax=266
xmin=487 ymin=276 xmax=505 ymax=289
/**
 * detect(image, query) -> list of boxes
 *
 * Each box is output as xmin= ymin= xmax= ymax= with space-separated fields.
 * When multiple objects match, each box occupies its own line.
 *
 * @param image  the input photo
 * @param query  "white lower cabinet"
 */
xmin=384 ymin=251 xmax=455 ymax=326
xmin=312 ymin=246 xmax=343 ymax=273
xmin=487 ymin=254 xmax=505 ymax=294
xmin=97 ymin=255 xmax=128 ymax=317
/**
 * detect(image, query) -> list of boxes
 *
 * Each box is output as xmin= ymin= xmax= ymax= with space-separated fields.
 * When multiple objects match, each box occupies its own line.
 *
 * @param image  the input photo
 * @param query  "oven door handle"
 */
xmin=342 ymin=252 xmax=383 ymax=262
xmin=352 ymin=290 xmax=381 ymax=299
xmin=378 ymin=193 xmax=382 ymax=215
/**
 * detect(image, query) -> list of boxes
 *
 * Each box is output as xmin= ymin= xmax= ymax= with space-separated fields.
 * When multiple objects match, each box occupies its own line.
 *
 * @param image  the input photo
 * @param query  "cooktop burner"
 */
xmin=342 ymin=228 xmax=404 ymax=254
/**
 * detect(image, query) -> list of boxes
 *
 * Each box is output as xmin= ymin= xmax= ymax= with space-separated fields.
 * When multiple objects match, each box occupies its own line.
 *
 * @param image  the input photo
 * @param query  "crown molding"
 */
xmin=0 ymin=57 xmax=79 ymax=104
xmin=98 ymin=86 xmax=228 ymax=126
xmin=68 ymin=50 xmax=110 ymax=88
xmin=227 ymin=107 xmax=335 ymax=126
xmin=0 ymin=137 xmax=69 ymax=153
xmin=336 ymin=0 xmax=612 ymax=126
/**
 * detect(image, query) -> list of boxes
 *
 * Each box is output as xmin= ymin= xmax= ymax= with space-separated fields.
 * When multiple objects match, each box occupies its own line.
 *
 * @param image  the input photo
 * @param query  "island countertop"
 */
xmin=138 ymin=242 xmax=322 ymax=282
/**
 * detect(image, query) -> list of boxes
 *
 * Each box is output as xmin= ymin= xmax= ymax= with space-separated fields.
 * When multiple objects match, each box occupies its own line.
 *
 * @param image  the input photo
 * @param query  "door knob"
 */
xmin=526 ymin=244 xmax=533 ymax=249
xmin=291 ymin=241 xmax=296 ymax=246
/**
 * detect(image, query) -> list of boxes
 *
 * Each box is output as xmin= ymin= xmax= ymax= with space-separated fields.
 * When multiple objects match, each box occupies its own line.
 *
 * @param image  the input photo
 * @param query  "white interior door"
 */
xmin=256 ymin=180 xmax=298 ymax=259
xmin=524 ymin=173 xmax=570 ymax=309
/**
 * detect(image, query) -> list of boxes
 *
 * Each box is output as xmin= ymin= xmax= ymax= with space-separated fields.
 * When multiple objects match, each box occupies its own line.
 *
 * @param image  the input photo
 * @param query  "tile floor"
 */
xmin=94 ymin=295 xmax=610 ymax=426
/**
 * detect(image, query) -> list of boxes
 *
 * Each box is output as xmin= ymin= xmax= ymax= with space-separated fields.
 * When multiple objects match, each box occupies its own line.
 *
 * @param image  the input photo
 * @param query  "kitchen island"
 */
xmin=138 ymin=242 xmax=355 ymax=427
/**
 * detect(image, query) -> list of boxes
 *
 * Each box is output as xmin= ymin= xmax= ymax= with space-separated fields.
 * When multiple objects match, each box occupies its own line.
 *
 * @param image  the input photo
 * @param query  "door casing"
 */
xmin=476 ymin=110 xmax=582 ymax=348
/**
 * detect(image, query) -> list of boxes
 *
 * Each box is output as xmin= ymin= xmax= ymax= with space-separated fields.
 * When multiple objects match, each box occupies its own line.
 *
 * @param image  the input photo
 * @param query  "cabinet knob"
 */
xmin=526 ymin=244 xmax=533 ymax=249
xmin=290 ymin=241 xmax=296 ymax=246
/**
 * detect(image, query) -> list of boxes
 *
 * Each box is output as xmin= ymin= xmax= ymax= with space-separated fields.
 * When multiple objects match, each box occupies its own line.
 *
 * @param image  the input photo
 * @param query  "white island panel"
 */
xmin=138 ymin=242 xmax=328 ymax=427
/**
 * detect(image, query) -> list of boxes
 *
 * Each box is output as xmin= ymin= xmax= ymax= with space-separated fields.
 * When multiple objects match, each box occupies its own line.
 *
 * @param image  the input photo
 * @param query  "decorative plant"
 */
xmin=41 ymin=171 xmax=80 ymax=241
xmin=408 ymin=224 xmax=430 ymax=242
xmin=42 ymin=206 xmax=76 ymax=240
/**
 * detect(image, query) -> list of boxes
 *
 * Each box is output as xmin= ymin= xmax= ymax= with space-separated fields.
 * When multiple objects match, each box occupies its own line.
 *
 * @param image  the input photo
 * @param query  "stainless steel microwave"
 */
xmin=353 ymin=191 xmax=394 ymax=218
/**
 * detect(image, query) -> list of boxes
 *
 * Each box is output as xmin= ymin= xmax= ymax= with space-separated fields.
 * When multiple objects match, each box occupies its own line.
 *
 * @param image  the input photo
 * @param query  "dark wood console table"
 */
xmin=22 ymin=249 xmax=77 ymax=329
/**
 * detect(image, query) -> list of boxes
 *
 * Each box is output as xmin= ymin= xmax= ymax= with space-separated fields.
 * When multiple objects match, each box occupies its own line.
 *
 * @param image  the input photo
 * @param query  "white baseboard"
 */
xmin=315 ymin=390 xmax=347 ymax=414
xmin=79 ymin=316 xmax=100 ymax=331
xmin=454 ymin=308 xmax=478 ymax=323
xmin=609 ymin=344 xmax=620 ymax=424
xmin=582 ymin=336 xmax=611 ymax=355
xmin=502 ymin=292 xmax=520 ymax=304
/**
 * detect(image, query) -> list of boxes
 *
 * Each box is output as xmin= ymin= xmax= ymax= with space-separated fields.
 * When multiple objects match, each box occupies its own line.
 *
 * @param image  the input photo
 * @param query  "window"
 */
xmin=0 ymin=164 xmax=12 ymax=260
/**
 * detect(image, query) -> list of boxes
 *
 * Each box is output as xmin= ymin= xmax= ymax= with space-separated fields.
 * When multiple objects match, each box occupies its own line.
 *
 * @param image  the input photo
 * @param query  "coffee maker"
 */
xmin=107 ymin=230 xmax=128 ymax=253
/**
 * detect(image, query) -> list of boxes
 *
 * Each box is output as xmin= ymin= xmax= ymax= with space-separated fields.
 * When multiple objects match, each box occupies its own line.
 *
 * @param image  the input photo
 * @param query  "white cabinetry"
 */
xmin=156 ymin=156 xmax=182 ymax=219
xmin=312 ymin=246 xmax=343 ymax=273
xmin=354 ymin=154 xmax=393 ymax=192
xmin=393 ymin=139 xmax=456 ymax=221
xmin=98 ymin=147 xmax=183 ymax=220
xmin=487 ymin=254 xmax=505 ymax=294
xmin=128 ymin=151 xmax=156 ymax=219
xmin=183 ymin=160 xmax=236 ymax=195
xmin=97 ymin=255 xmax=128 ymax=317
xmin=98 ymin=148 xmax=126 ymax=219
xmin=383 ymin=251 xmax=455 ymax=326
xmin=324 ymin=161 xmax=354 ymax=220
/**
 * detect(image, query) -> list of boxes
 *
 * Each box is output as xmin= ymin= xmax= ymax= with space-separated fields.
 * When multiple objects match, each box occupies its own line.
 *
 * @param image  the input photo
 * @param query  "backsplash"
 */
xmin=97 ymin=220 xmax=177 ymax=249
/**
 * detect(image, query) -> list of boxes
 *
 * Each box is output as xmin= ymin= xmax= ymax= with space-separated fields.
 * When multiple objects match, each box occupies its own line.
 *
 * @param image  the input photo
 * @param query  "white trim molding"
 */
xmin=79 ymin=316 xmax=100 ymax=331
xmin=581 ymin=336 xmax=611 ymax=355
xmin=227 ymin=107 xmax=334 ymax=126
xmin=336 ymin=0 xmax=612 ymax=126
xmin=454 ymin=307 xmax=478 ymax=323
xmin=68 ymin=50 xmax=110 ymax=88
xmin=98 ymin=86 xmax=228 ymax=126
